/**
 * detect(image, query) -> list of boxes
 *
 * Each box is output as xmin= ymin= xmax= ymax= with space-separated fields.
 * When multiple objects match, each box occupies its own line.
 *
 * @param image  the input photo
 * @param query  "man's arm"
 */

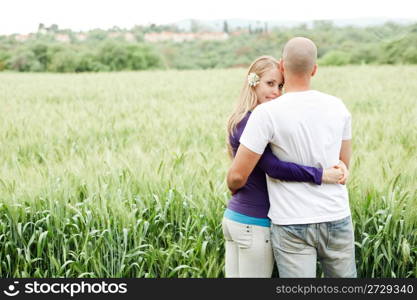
xmin=339 ymin=139 xmax=352 ymax=184
xmin=340 ymin=140 xmax=352 ymax=168
xmin=227 ymin=144 xmax=262 ymax=193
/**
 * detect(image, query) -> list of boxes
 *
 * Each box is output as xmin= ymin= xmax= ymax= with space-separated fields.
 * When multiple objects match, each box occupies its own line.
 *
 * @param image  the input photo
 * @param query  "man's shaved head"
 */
xmin=282 ymin=37 xmax=317 ymax=75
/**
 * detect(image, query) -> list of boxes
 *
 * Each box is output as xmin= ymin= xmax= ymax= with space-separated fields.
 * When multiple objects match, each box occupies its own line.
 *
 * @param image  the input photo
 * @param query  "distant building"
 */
xmin=144 ymin=31 xmax=229 ymax=43
xmin=124 ymin=32 xmax=136 ymax=42
xmin=55 ymin=34 xmax=70 ymax=43
xmin=75 ymin=33 xmax=87 ymax=41
xmin=108 ymin=32 xmax=122 ymax=39
xmin=107 ymin=32 xmax=136 ymax=42
xmin=231 ymin=30 xmax=249 ymax=36
xmin=198 ymin=32 xmax=229 ymax=41
xmin=14 ymin=34 xmax=30 ymax=42
xmin=144 ymin=32 xmax=194 ymax=43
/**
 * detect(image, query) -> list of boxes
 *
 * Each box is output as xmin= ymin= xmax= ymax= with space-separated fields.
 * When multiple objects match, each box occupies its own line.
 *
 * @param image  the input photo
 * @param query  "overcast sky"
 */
xmin=1 ymin=0 xmax=416 ymax=34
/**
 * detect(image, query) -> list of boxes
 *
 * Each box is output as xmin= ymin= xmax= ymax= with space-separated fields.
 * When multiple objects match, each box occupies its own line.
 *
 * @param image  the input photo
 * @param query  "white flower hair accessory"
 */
xmin=247 ymin=72 xmax=260 ymax=87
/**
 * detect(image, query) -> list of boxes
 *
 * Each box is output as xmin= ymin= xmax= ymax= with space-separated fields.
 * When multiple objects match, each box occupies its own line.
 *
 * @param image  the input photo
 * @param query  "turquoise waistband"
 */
xmin=224 ymin=208 xmax=271 ymax=227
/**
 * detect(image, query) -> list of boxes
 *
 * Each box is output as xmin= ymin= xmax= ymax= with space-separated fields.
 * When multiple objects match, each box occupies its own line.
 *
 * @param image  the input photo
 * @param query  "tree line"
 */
xmin=0 ymin=21 xmax=416 ymax=72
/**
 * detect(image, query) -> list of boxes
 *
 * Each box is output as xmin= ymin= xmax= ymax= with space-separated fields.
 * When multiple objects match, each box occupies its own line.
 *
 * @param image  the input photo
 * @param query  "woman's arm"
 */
xmin=257 ymin=145 xmax=324 ymax=184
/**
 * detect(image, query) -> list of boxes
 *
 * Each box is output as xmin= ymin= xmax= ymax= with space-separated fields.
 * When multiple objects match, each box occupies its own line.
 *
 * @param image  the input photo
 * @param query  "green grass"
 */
xmin=0 ymin=66 xmax=416 ymax=277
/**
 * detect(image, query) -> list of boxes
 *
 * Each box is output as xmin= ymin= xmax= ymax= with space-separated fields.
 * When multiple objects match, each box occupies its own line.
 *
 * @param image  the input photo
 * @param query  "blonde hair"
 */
xmin=226 ymin=55 xmax=279 ymax=157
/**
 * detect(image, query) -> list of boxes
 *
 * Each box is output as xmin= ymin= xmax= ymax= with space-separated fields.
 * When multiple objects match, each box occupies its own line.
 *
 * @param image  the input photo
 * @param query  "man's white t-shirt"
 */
xmin=240 ymin=90 xmax=352 ymax=225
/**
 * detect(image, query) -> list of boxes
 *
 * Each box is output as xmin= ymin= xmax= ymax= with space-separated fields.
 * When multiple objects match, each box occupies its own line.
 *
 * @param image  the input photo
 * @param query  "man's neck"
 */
xmin=283 ymin=75 xmax=312 ymax=93
xmin=284 ymin=84 xmax=311 ymax=93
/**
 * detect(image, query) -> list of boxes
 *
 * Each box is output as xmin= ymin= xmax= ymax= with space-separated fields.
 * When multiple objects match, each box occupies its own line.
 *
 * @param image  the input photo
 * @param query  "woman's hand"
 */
xmin=322 ymin=166 xmax=343 ymax=184
xmin=335 ymin=160 xmax=349 ymax=184
xmin=322 ymin=160 xmax=349 ymax=184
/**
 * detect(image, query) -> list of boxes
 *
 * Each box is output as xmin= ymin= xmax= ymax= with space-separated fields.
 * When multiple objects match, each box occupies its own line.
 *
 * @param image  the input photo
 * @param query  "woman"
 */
xmin=223 ymin=56 xmax=346 ymax=277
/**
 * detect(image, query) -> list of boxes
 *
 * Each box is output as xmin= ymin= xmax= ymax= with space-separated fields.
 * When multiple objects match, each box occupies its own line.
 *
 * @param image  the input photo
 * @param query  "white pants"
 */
xmin=222 ymin=217 xmax=274 ymax=278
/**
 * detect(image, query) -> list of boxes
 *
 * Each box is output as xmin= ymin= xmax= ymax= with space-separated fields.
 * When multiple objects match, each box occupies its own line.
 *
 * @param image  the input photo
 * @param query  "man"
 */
xmin=226 ymin=37 xmax=356 ymax=278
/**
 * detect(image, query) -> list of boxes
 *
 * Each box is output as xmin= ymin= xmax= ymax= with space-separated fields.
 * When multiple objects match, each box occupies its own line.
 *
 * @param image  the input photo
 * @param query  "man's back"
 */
xmin=240 ymin=90 xmax=352 ymax=225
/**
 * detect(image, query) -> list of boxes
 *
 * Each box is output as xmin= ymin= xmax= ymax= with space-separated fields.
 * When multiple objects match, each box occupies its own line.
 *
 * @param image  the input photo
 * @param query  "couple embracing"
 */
xmin=223 ymin=37 xmax=356 ymax=278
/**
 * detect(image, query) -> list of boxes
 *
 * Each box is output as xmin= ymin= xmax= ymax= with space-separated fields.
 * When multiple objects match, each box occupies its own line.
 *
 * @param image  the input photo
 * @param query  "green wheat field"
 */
xmin=0 ymin=66 xmax=416 ymax=278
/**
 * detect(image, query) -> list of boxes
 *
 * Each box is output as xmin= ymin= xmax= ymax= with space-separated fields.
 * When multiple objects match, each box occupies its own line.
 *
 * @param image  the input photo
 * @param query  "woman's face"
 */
xmin=254 ymin=67 xmax=284 ymax=104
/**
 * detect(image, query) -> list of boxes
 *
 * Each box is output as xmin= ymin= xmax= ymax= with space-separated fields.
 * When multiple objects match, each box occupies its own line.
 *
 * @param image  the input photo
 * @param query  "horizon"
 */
xmin=1 ymin=0 xmax=416 ymax=35
xmin=2 ymin=16 xmax=416 ymax=36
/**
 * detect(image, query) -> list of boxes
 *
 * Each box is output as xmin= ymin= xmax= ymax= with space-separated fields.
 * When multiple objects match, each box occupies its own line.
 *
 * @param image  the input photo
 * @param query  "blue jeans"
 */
xmin=271 ymin=216 xmax=357 ymax=278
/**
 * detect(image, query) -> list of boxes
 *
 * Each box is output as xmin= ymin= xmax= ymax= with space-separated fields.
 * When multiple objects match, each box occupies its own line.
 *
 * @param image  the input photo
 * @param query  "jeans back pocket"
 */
xmin=326 ymin=216 xmax=354 ymax=251
xmin=273 ymin=224 xmax=308 ymax=253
